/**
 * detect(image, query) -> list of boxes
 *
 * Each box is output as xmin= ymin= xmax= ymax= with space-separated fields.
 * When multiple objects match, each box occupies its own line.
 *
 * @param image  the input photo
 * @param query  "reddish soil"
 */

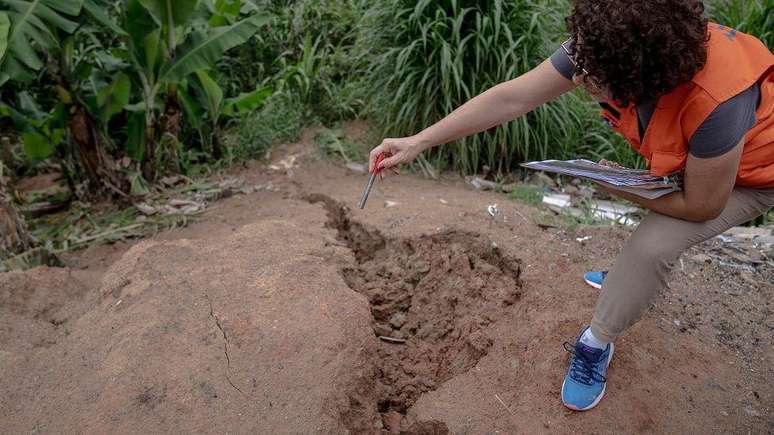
xmin=1 ymin=130 xmax=771 ymax=434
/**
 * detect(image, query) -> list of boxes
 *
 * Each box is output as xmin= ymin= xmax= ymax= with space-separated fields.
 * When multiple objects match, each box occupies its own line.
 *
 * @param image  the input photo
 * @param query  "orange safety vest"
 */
xmin=600 ymin=23 xmax=774 ymax=187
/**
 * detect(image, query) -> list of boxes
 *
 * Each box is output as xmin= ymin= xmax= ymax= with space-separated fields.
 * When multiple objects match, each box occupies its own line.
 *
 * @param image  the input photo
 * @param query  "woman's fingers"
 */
xmin=599 ymin=159 xmax=622 ymax=168
xmin=369 ymin=144 xmax=386 ymax=173
xmin=378 ymin=152 xmax=403 ymax=170
xmin=369 ymin=138 xmax=413 ymax=175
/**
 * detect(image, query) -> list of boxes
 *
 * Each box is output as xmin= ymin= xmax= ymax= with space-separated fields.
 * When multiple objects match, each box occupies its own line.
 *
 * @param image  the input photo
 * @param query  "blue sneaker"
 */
xmin=583 ymin=271 xmax=608 ymax=289
xmin=561 ymin=327 xmax=614 ymax=411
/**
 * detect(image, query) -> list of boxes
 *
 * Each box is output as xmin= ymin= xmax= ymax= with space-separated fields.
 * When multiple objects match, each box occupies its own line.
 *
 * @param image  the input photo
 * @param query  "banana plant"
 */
xmin=0 ymin=0 xmax=133 ymax=198
xmin=122 ymin=0 xmax=270 ymax=179
xmin=0 ymin=0 xmax=83 ymax=85
xmin=181 ymin=68 xmax=271 ymax=157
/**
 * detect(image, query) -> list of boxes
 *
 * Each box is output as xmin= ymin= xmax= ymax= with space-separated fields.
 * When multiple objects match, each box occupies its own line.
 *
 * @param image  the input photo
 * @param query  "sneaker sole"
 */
xmin=561 ymin=342 xmax=615 ymax=411
xmin=583 ymin=277 xmax=602 ymax=289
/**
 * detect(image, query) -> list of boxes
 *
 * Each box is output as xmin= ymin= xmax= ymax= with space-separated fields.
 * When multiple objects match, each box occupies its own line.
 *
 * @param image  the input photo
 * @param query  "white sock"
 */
xmin=580 ymin=327 xmax=608 ymax=350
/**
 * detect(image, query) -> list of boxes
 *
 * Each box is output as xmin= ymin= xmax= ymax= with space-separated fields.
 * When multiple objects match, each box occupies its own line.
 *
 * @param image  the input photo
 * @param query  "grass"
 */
xmin=25 ymin=177 xmax=245 ymax=255
xmin=220 ymin=92 xmax=304 ymax=165
xmin=29 ymin=202 xmax=192 ymax=254
xmin=314 ymin=127 xmax=366 ymax=163
xmin=708 ymin=0 xmax=773 ymax=48
xmin=355 ymin=0 xmax=644 ymax=176
xmin=218 ymin=0 xmax=769 ymax=175
xmin=507 ymin=183 xmax=543 ymax=206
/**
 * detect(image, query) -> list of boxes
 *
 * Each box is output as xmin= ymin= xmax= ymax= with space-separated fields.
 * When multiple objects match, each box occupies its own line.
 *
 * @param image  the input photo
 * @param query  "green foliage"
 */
xmin=222 ymin=85 xmax=272 ymax=116
xmin=220 ymin=92 xmax=303 ymax=164
xmin=137 ymin=0 xmax=199 ymax=28
xmin=96 ymin=72 xmax=131 ymax=120
xmin=315 ymin=127 xmax=364 ymax=163
xmin=157 ymin=13 xmax=271 ymax=84
xmin=217 ymin=0 xmax=367 ymax=122
xmin=507 ymin=183 xmax=543 ymax=206
xmin=0 ymin=12 xmax=9 ymax=61
xmin=29 ymin=201 xmax=192 ymax=253
xmin=0 ymin=0 xmax=272 ymax=188
xmin=356 ymin=0 xmax=642 ymax=175
xmin=0 ymin=0 xmax=83 ymax=85
xmin=708 ymin=0 xmax=773 ymax=48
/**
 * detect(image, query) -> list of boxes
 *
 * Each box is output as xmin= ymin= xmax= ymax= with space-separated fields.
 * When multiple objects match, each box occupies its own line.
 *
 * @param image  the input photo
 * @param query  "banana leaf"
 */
xmin=158 ymin=12 xmax=269 ymax=83
xmin=0 ymin=0 xmax=84 ymax=82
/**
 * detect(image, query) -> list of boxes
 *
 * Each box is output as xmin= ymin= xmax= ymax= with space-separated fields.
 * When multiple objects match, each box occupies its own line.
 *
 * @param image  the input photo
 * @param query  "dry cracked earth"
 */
xmin=1 ymin=132 xmax=772 ymax=434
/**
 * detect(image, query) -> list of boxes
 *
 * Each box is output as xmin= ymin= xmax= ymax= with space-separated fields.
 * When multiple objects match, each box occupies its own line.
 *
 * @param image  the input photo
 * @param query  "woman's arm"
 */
xmin=413 ymin=59 xmax=577 ymax=150
xmin=607 ymin=138 xmax=744 ymax=222
xmin=370 ymin=59 xmax=577 ymax=172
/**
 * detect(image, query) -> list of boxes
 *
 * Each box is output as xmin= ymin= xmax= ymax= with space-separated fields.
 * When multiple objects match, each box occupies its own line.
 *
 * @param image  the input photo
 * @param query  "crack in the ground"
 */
xmin=205 ymin=294 xmax=243 ymax=395
xmin=306 ymin=194 xmax=522 ymax=434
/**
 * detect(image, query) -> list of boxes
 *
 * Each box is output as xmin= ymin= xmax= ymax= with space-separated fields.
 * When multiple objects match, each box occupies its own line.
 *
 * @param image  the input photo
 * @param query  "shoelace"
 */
xmin=563 ymin=342 xmax=607 ymax=386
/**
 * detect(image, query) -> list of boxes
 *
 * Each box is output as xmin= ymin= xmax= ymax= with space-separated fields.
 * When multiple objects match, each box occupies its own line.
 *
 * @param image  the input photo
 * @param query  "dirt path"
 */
xmin=1 ymin=132 xmax=772 ymax=434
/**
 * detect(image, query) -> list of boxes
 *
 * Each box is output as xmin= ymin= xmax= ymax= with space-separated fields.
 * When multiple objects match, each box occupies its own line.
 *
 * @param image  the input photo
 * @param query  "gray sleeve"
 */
xmin=688 ymin=83 xmax=760 ymax=158
xmin=549 ymin=46 xmax=575 ymax=81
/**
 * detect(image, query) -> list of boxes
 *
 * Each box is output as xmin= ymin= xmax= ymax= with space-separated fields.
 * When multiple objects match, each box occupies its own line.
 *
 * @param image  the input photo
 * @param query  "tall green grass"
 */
xmin=212 ymin=0 xmax=767 ymax=176
xmin=709 ymin=0 xmax=773 ymax=48
xmin=218 ymin=0 xmax=367 ymax=123
xmin=356 ymin=0 xmax=642 ymax=175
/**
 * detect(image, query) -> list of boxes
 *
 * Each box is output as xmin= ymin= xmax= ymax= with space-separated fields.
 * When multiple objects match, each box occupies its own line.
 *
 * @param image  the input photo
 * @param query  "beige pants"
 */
xmin=591 ymin=187 xmax=774 ymax=342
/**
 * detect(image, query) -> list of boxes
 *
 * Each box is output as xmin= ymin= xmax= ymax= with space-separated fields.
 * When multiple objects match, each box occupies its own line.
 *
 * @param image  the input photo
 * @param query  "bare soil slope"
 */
xmin=1 ymin=133 xmax=771 ymax=434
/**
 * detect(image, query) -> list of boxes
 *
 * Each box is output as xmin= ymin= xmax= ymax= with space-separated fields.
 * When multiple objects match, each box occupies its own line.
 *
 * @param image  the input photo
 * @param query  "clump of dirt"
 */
xmin=307 ymin=194 xmax=522 ymax=433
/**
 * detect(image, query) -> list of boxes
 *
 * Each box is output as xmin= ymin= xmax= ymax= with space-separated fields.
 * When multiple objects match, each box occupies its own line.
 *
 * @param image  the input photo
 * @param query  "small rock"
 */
xmin=467 ymin=176 xmax=498 ymax=190
xmin=415 ymin=261 xmax=430 ymax=274
xmin=723 ymin=226 xmax=771 ymax=239
xmin=383 ymin=411 xmax=403 ymax=434
xmin=160 ymin=175 xmax=184 ymax=187
xmin=564 ymin=185 xmax=579 ymax=195
xmin=755 ymin=235 xmax=774 ymax=249
xmin=577 ymin=186 xmax=595 ymax=199
xmin=723 ymin=249 xmax=755 ymax=264
xmin=500 ymin=183 xmax=517 ymax=193
xmin=389 ymin=312 xmax=407 ymax=329
xmin=533 ymin=172 xmax=557 ymax=188
xmin=135 ymin=202 xmax=158 ymax=216
xmin=542 ymin=193 xmax=571 ymax=208
xmin=374 ymin=323 xmax=392 ymax=337
xmin=743 ymin=405 xmax=760 ymax=417
xmin=384 ymin=200 xmax=398 ymax=208
xmin=739 ymin=271 xmax=758 ymax=287
xmin=439 ymin=199 xmax=449 ymax=204
xmin=571 ymin=178 xmax=582 ymax=186
xmin=690 ymin=254 xmax=712 ymax=263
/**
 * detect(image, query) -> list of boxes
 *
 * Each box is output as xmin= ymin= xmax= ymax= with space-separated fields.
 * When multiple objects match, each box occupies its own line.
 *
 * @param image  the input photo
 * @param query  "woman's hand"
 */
xmin=598 ymin=159 xmax=623 ymax=168
xmin=368 ymin=136 xmax=428 ymax=174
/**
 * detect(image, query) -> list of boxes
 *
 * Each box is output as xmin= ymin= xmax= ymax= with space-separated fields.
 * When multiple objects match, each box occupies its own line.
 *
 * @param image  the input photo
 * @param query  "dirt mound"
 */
xmin=0 ymin=267 xmax=95 ymax=351
xmin=308 ymin=194 xmax=522 ymax=433
xmin=1 ymin=141 xmax=772 ymax=433
xmin=0 ymin=195 xmax=385 ymax=434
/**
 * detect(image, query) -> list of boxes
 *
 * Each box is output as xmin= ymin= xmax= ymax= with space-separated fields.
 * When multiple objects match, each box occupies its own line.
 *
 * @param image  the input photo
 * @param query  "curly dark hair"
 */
xmin=566 ymin=0 xmax=709 ymax=105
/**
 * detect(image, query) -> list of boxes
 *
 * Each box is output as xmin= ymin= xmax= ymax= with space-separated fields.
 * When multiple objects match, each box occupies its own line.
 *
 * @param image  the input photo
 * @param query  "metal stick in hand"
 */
xmin=357 ymin=153 xmax=386 ymax=209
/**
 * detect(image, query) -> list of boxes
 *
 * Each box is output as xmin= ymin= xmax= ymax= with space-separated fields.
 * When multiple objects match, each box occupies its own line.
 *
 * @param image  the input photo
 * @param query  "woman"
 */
xmin=368 ymin=0 xmax=774 ymax=411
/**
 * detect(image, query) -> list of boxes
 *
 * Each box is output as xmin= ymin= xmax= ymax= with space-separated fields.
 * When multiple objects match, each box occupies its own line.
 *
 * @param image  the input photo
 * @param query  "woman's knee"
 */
xmin=624 ymin=231 xmax=685 ymax=267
